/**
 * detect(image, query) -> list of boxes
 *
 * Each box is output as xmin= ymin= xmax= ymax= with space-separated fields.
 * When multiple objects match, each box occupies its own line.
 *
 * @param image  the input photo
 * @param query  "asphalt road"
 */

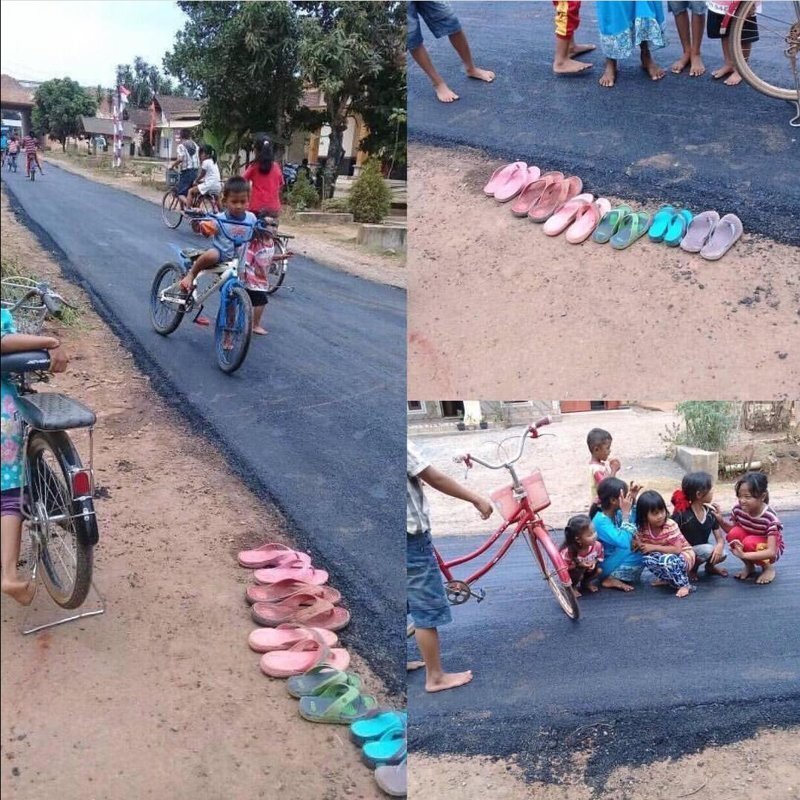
xmin=408 ymin=1 xmax=800 ymax=245
xmin=1 ymin=164 xmax=406 ymax=692
xmin=408 ymin=510 xmax=800 ymax=787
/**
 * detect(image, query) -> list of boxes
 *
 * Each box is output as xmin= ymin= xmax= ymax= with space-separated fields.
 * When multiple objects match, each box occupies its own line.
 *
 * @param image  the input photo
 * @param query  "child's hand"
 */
xmin=709 ymin=542 xmax=725 ymax=564
xmin=730 ymin=540 xmax=744 ymax=554
xmin=473 ymin=497 xmax=493 ymax=520
xmin=48 ymin=345 xmax=68 ymax=373
xmin=609 ymin=457 xmax=621 ymax=474
xmin=629 ymin=481 xmax=642 ymax=498
xmin=619 ymin=489 xmax=633 ymax=516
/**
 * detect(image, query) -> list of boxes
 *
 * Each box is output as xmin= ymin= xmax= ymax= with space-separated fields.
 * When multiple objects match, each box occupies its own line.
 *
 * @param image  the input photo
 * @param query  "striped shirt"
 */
xmin=22 ymin=136 xmax=38 ymax=156
xmin=640 ymin=519 xmax=696 ymax=567
xmin=731 ymin=504 xmax=785 ymax=556
xmin=407 ymin=441 xmax=431 ymax=535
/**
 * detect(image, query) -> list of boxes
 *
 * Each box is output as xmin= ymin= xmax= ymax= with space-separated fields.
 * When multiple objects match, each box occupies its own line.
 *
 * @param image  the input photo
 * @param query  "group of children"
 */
xmin=409 ymin=1 xmax=759 ymax=98
xmin=562 ymin=427 xmax=785 ymax=598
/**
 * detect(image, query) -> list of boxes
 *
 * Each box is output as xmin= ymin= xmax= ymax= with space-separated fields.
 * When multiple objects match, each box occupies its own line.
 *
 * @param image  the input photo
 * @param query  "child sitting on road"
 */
xmin=186 ymin=145 xmax=223 ymax=210
xmin=671 ymin=471 xmax=728 ymax=580
xmin=706 ymin=0 xmax=760 ymax=86
xmin=714 ymin=471 xmax=784 ymax=585
xmin=587 ymin=427 xmax=622 ymax=516
xmin=560 ymin=514 xmax=604 ymax=596
xmin=592 ymin=477 xmax=643 ymax=592
xmin=634 ymin=490 xmax=696 ymax=598
xmin=668 ymin=1 xmax=707 ymax=76
xmin=1 ymin=308 xmax=68 ymax=605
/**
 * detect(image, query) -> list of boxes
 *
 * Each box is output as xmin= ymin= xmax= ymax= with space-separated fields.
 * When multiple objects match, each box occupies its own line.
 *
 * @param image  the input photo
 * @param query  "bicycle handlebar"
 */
xmin=0 ymin=350 xmax=51 ymax=376
xmin=8 ymin=283 xmax=74 ymax=316
xmin=454 ymin=416 xmax=553 ymax=471
xmin=190 ymin=214 xmax=272 ymax=246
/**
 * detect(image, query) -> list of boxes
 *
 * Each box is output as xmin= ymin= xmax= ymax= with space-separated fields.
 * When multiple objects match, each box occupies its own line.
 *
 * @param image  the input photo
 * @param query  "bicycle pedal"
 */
xmin=472 ymin=587 xmax=487 ymax=602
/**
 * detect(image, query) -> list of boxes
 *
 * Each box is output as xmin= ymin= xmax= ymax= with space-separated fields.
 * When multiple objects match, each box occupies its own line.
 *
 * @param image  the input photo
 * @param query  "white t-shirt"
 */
xmin=199 ymin=158 xmax=221 ymax=189
xmin=177 ymin=140 xmax=200 ymax=171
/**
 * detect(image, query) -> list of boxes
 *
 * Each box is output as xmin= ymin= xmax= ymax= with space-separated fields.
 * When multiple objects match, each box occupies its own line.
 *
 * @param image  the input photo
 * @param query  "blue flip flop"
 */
xmin=647 ymin=205 xmax=675 ymax=243
xmin=350 ymin=710 xmax=407 ymax=745
xmin=362 ymin=727 xmax=407 ymax=768
xmin=664 ymin=208 xmax=693 ymax=247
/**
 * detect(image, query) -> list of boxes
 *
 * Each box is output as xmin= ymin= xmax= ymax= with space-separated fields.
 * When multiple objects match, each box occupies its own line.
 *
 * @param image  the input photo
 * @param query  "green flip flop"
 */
xmin=286 ymin=666 xmax=361 ymax=699
xmin=298 ymin=683 xmax=378 ymax=724
xmin=592 ymin=205 xmax=632 ymax=244
xmin=647 ymin=204 xmax=675 ymax=243
xmin=610 ymin=211 xmax=652 ymax=250
xmin=664 ymin=208 xmax=693 ymax=247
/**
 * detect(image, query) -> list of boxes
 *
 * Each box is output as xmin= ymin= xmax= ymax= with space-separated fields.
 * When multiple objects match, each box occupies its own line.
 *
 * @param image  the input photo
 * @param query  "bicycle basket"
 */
xmin=166 ymin=169 xmax=180 ymax=187
xmin=1 ymin=276 xmax=48 ymax=334
xmin=490 ymin=470 xmax=551 ymax=522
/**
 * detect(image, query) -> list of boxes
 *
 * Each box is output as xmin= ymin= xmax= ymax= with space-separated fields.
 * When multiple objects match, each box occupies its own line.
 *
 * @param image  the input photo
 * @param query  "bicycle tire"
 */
xmin=215 ymin=284 xmax=253 ymax=373
xmin=731 ymin=0 xmax=800 ymax=101
xmin=30 ymin=165 xmax=35 ymax=182
xmin=150 ymin=262 xmax=186 ymax=335
xmin=199 ymin=195 xmax=217 ymax=216
xmin=161 ymin=189 xmax=183 ymax=229
xmin=265 ymin=237 xmax=288 ymax=295
xmin=525 ymin=524 xmax=580 ymax=620
xmin=27 ymin=430 xmax=95 ymax=609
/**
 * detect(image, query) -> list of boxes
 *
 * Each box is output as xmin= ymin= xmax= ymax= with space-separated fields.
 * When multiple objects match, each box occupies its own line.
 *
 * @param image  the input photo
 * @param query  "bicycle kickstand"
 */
xmin=790 ymin=98 xmax=800 ymax=128
xmin=192 ymin=304 xmax=207 ymax=324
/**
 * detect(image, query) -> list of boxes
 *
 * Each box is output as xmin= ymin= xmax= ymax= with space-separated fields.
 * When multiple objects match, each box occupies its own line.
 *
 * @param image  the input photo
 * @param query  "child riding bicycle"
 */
xmin=22 ymin=131 xmax=43 ymax=177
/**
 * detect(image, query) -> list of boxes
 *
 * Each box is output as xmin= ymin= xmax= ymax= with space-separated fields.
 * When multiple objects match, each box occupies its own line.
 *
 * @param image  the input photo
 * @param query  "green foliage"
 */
xmin=348 ymin=159 xmax=390 ymax=223
xmin=32 ymin=78 xmax=97 ymax=151
xmin=115 ymin=57 xmax=185 ymax=108
xmin=199 ymin=128 xmax=239 ymax=177
xmin=322 ymin=197 xmax=350 ymax=213
xmin=675 ymin=402 xmax=739 ymax=453
xmin=288 ymin=172 xmax=319 ymax=211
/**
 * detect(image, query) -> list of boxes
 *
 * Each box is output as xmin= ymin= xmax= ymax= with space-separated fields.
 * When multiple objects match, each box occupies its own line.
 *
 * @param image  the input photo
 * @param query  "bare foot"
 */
xmin=602 ymin=576 xmax=634 ymax=592
xmin=407 ymin=660 xmax=425 ymax=672
xmin=222 ymin=333 xmax=234 ymax=351
xmin=583 ymin=583 xmax=599 ymax=593
xmin=689 ymin=53 xmax=705 ymax=77
xmin=705 ymin=563 xmax=728 ymax=577
xmin=756 ymin=565 xmax=776 ymax=584
xmin=688 ymin=569 xmax=699 ymax=583
xmin=735 ymin=563 xmax=755 ymax=581
xmin=252 ymin=326 xmax=268 ymax=335
xmin=676 ymin=585 xmax=692 ymax=598
xmin=2 ymin=578 xmax=36 ymax=606
xmin=193 ymin=315 xmax=211 ymax=326
xmin=641 ymin=52 xmax=666 ymax=81
xmin=434 ymin=81 xmax=459 ymax=103
xmin=712 ymin=64 xmax=734 ymax=80
xmin=554 ymin=57 xmax=593 ymax=75
xmin=724 ymin=69 xmax=743 ymax=86
xmin=671 ymin=53 xmax=691 ymax=74
xmin=571 ymin=586 xmax=582 ymax=598
xmin=426 ymin=670 xmax=473 ymax=693
xmin=570 ymin=43 xmax=596 ymax=57
xmin=599 ymin=62 xmax=617 ymax=88
xmin=650 ymin=579 xmax=670 ymax=587
xmin=466 ymin=67 xmax=495 ymax=83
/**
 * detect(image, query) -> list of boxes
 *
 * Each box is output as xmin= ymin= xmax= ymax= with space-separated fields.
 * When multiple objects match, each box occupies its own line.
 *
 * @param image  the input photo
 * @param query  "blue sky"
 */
xmin=1 ymin=0 xmax=187 ymax=86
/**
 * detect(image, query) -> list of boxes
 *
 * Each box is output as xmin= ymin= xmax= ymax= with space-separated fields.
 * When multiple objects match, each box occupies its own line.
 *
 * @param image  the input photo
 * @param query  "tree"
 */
xmin=115 ymin=57 xmax=185 ymax=109
xmin=32 ymin=78 xmax=97 ymax=151
xmin=296 ymin=2 xmax=403 ymax=195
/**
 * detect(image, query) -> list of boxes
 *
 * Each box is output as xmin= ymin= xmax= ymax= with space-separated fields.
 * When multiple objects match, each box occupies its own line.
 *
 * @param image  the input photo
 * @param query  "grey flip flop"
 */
xmin=680 ymin=210 xmax=720 ymax=253
xmin=699 ymin=213 xmax=743 ymax=260
xmin=374 ymin=760 xmax=407 ymax=797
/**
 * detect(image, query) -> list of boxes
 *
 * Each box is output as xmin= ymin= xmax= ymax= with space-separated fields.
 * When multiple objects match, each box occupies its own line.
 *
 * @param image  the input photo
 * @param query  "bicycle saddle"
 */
xmin=14 ymin=392 xmax=96 ymax=431
xmin=0 ymin=350 xmax=51 ymax=376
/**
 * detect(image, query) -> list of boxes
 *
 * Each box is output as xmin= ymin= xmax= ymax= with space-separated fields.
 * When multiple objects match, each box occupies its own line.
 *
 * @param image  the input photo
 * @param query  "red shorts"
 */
xmin=726 ymin=526 xmax=778 ymax=564
xmin=553 ymin=1 xmax=581 ymax=40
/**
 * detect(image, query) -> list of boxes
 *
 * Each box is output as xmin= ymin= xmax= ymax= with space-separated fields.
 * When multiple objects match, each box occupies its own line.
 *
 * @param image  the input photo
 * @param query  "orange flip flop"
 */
xmin=251 ymin=594 xmax=351 ymax=630
xmin=528 ymin=176 xmax=583 ymax=223
xmin=510 ymin=171 xmax=564 ymax=217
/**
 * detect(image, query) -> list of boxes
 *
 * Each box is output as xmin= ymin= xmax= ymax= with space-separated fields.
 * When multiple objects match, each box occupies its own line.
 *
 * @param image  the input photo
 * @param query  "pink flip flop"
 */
xmin=259 ymin=635 xmax=350 ymax=678
xmin=494 ymin=163 xmax=535 ymax=203
xmin=483 ymin=161 xmax=526 ymax=197
xmin=248 ymin=623 xmax=339 ymax=653
xmin=565 ymin=198 xmax=612 ymax=244
xmin=528 ymin=176 xmax=583 ymax=223
xmin=253 ymin=561 xmax=329 ymax=586
xmin=510 ymin=171 xmax=564 ymax=217
xmin=237 ymin=542 xmax=312 ymax=569
xmin=542 ymin=193 xmax=594 ymax=236
xmin=246 ymin=580 xmax=341 ymax=606
xmin=251 ymin=594 xmax=351 ymax=631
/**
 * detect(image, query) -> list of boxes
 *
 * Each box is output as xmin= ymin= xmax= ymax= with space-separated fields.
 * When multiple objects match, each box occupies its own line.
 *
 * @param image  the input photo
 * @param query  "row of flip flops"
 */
xmin=238 ymin=541 xmax=406 ymax=796
xmin=484 ymin=161 xmax=743 ymax=258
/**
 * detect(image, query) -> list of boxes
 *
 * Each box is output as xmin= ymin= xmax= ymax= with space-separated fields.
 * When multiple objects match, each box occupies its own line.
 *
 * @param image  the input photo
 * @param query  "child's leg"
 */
xmin=414 ymin=627 xmax=472 ymax=692
xmin=689 ymin=10 xmax=706 ymax=76
xmin=1 ymin=509 xmax=35 ymax=606
xmin=580 ymin=565 xmax=600 ymax=593
xmin=713 ymin=35 xmax=736 ymax=80
xmin=409 ymin=44 xmax=460 ymax=103
xmin=670 ymin=5 xmax=693 ymax=73
xmin=723 ymin=39 xmax=752 ymax=86
xmin=179 ymin=249 xmax=221 ymax=292
xmin=644 ymin=553 xmax=692 ymax=597
xmin=640 ymin=42 xmax=666 ymax=81
xmin=553 ymin=1 xmax=593 ymax=74
xmin=726 ymin=526 xmax=757 ymax=579
xmin=448 ymin=31 xmax=495 ymax=83
xmin=599 ymin=58 xmax=618 ymax=88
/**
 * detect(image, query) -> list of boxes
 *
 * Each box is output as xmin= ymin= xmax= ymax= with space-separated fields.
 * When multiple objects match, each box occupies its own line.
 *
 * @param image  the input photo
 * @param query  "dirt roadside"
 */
xmin=0 ymin=189 xmax=389 ymax=799
xmin=407 ymin=144 xmax=799 ymax=400
xmin=42 ymin=152 xmax=407 ymax=289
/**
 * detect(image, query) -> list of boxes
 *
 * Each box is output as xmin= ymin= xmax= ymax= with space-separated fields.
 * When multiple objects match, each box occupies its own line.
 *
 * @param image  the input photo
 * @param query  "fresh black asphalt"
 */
xmin=2 ymin=164 xmax=406 ymax=692
xmin=408 ymin=510 xmax=800 ymax=787
xmin=408 ymin=1 xmax=800 ymax=245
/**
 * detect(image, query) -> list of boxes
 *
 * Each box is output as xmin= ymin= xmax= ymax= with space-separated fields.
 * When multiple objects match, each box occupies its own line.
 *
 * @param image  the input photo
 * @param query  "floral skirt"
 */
xmin=597 ymin=0 xmax=667 ymax=60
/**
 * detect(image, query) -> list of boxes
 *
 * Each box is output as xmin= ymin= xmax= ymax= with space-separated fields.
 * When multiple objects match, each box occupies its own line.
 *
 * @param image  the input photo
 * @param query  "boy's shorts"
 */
xmin=668 ymin=1 xmax=707 ymax=16
xmin=1 ymin=488 xmax=23 ymax=519
xmin=407 ymin=2 xmax=462 ymax=51
xmin=707 ymin=9 xmax=759 ymax=41
xmin=177 ymin=168 xmax=198 ymax=197
xmin=407 ymin=530 xmax=452 ymax=629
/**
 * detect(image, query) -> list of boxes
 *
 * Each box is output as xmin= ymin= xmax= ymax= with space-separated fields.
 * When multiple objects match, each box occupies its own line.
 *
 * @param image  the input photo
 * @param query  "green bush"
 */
xmin=322 ymin=197 xmax=351 ymax=213
xmin=676 ymin=401 xmax=739 ymax=453
xmin=348 ymin=160 xmax=391 ymax=224
xmin=288 ymin=172 xmax=319 ymax=211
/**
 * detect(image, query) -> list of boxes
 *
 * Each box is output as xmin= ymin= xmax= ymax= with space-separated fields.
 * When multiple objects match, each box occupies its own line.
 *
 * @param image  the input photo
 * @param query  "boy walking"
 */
xmin=407 ymin=440 xmax=493 ymax=692
xmin=552 ymin=1 xmax=596 ymax=75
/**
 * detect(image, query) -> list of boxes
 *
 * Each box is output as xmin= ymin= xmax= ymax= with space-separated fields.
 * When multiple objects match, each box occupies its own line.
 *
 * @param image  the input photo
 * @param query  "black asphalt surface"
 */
xmin=408 ymin=1 xmax=800 ymax=245
xmin=2 ymin=164 xmax=406 ymax=692
xmin=408 ymin=511 xmax=800 ymax=787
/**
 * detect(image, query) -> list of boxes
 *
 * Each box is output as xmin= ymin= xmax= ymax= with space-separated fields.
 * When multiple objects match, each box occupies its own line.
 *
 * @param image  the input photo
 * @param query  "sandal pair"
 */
xmin=351 ymin=710 xmax=407 ymax=768
xmin=593 ymin=206 xmax=652 ymax=249
xmin=648 ymin=205 xmax=693 ymax=247
xmin=680 ymin=211 xmax=743 ymax=260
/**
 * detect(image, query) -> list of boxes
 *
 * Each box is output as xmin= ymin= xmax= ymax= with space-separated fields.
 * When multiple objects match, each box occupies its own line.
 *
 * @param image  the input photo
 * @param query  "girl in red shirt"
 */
xmin=243 ymin=135 xmax=284 ymax=218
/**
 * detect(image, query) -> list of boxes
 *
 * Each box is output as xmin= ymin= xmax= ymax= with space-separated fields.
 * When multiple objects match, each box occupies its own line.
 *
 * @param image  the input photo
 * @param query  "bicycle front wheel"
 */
xmin=265 ymin=238 xmax=288 ymax=295
xmin=216 ymin=284 xmax=253 ymax=373
xmin=731 ymin=1 xmax=800 ymax=101
xmin=150 ymin=262 xmax=186 ymax=335
xmin=26 ymin=430 xmax=96 ymax=609
xmin=525 ymin=524 xmax=580 ymax=620
xmin=161 ymin=189 xmax=183 ymax=229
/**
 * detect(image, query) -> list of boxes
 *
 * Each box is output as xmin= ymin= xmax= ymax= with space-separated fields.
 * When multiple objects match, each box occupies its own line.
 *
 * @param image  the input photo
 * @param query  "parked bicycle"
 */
xmin=1 ymin=281 xmax=98 ymax=610
xmin=6 ymin=151 xmax=18 ymax=172
xmin=436 ymin=417 xmax=580 ymax=620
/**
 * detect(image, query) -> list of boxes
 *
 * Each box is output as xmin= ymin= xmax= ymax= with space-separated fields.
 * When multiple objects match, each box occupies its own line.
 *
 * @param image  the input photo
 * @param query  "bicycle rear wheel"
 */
xmin=161 ymin=189 xmax=183 ymax=229
xmin=731 ymin=1 xmax=800 ymax=101
xmin=150 ymin=262 xmax=187 ymax=335
xmin=215 ymin=284 xmax=253 ymax=373
xmin=525 ymin=524 xmax=580 ymax=620
xmin=199 ymin=195 xmax=217 ymax=216
xmin=26 ymin=430 xmax=96 ymax=609
xmin=265 ymin=238 xmax=288 ymax=294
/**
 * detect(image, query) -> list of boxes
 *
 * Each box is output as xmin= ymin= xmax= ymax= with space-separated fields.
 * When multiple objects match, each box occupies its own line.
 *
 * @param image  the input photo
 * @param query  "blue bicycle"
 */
xmin=149 ymin=216 xmax=267 ymax=373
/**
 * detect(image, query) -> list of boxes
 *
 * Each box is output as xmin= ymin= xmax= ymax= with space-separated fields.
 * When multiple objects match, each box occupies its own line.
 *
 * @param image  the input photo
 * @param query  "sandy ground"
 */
xmin=407 ymin=145 xmax=800 ymax=400
xmin=43 ymin=152 xmax=407 ymax=289
xmin=410 ymin=730 xmax=800 ymax=800
xmin=410 ymin=407 xmax=800 ymax=534
xmin=0 ymin=190 xmax=390 ymax=799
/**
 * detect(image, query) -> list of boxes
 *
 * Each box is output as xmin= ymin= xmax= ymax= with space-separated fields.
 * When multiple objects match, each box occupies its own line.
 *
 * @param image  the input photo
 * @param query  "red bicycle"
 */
xmin=434 ymin=417 xmax=580 ymax=621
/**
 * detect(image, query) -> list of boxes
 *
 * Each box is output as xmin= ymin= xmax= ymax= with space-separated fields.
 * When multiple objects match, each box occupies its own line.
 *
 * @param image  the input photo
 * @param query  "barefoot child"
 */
xmin=407 ymin=439 xmax=493 ymax=692
xmin=587 ymin=427 xmax=622 ymax=515
xmin=560 ymin=514 xmax=604 ymax=596
xmin=407 ymin=2 xmax=495 ymax=103
xmin=668 ymin=1 xmax=706 ymax=76
xmin=592 ymin=477 xmax=643 ymax=592
xmin=634 ymin=490 xmax=696 ymax=598
xmin=715 ymin=472 xmax=784 ymax=585
xmin=706 ymin=1 xmax=759 ymax=86
xmin=671 ymin=471 xmax=728 ymax=580
xmin=1 ymin=308 xmax=68 ymax=605
xmin=553 ymin=1 xmax=596 ymax=75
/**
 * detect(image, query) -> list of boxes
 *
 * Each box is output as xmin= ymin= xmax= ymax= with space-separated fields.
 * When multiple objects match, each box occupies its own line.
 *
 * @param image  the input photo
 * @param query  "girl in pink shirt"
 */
xmin=560 ymin=514 xmax=604 ymax=596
